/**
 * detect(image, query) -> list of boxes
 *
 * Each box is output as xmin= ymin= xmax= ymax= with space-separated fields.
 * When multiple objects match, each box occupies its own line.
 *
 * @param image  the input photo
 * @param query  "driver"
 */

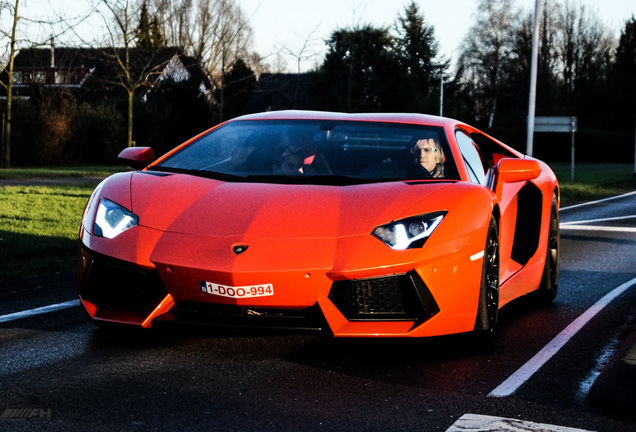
xmin=412 ymin=137 xmax=444 ymax=178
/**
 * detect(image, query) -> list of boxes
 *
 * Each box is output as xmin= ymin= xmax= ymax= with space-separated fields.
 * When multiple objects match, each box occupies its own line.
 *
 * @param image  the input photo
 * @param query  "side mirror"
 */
xmin=118 ymin=147 xmax=156 ymax=170
xmin=496 ymin=158 xmax=541 ymax=183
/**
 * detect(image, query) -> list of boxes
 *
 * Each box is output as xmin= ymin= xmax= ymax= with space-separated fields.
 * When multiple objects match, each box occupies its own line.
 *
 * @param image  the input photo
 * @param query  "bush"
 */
xmin=11 ymin=100 xmax=46 ymax=165
xmin=9 ymin=95 xmax=126 ymax=165
xmin=6 ymin=78 xmax=215 ymax=166
xmin=144 ymin=78 xmax=215 ymax=156
xmin=70 ymin=103 xmax=126 ymax=164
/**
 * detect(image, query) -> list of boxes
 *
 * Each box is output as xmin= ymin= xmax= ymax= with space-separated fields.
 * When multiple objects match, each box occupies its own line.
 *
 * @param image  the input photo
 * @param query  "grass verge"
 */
xmin=549 ymin=163 xmax=636 ymax=206
xmin=0 ymin=184 xmax=96 ymax=285
xmin=0 ymin=165 xmax=127 ymax=180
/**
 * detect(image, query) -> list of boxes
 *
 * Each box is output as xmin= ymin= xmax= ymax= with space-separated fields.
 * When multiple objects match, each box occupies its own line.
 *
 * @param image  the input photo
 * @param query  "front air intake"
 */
xmin=80 ymin=258 xmax=167 ymax=314
xmin=328 ymin=271 xmax=439 ymax=323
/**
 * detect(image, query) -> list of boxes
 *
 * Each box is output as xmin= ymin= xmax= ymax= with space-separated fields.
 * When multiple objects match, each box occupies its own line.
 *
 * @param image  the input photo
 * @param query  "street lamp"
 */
xmin=526 ymin=0 xmax=542 ymax=157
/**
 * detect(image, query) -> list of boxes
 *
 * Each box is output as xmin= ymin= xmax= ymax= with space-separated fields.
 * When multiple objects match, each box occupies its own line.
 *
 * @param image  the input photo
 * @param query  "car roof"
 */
xmin=233 ymin=110 xmax=526 ymax=160
xmin=233 ymin=110 xmax=460 ymax=129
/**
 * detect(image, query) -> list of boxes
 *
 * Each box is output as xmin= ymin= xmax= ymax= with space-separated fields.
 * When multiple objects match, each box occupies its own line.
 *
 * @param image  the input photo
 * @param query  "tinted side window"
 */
xmin=455 ymin=131 xmax=486 ymax=185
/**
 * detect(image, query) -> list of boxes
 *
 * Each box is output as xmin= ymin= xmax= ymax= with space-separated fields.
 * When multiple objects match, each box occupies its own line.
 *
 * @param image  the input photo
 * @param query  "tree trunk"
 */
xmin=2 ymin=0 xmax=19 ymax=168
xmin=128 ymin=90 xmax=134 ymax=147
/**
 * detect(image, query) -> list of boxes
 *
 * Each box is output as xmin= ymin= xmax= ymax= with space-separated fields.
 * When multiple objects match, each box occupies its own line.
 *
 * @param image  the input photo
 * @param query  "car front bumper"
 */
xmin=79 ymin=223 xmax=486 ymax=337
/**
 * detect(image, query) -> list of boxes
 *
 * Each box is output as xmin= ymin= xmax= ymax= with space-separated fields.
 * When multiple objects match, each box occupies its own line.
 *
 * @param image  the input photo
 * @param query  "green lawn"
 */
xmin=549 ymin=163 xmax=636 ymax=205
xmin=0 ymin=165 xmax=127 ymax=180
xmin=1 ymin=164 xmax=635 ymax=283
xmin=0 ymin=184 xmax=95 ymax=283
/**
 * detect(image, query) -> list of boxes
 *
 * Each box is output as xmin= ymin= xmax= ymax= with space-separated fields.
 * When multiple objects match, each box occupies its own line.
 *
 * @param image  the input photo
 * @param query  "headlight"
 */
xmin=372 ymin=211 xmax=446 ymax=250
xmin=93 ymin=198 xmax=138 ymax=239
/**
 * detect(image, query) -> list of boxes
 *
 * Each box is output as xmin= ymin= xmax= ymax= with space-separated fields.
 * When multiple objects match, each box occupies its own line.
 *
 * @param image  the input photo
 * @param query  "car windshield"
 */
xmin=152 ymin=119 xmax=458 ymax=184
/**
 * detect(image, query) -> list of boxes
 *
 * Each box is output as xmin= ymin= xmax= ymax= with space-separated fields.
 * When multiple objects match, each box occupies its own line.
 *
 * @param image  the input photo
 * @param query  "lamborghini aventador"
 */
xmin=79 ymin=111 xmax=560 ymax=338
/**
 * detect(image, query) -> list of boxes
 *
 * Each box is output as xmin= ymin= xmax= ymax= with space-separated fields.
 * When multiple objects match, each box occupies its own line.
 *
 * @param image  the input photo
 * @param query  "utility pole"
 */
xmin=439 ymin=71 xmax=444 ymax=117
xmin=526 ymin=0 xmax=542 ymax=157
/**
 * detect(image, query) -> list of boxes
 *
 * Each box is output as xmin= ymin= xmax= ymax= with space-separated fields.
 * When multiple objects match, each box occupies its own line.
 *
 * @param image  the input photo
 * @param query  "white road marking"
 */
xmin=446 ymin=414 xmax=594 ymax=432
xmin=0 ymin=300 xmax=80 ymax=324
xmin=560 ymin=225 xmax=636 ymax=233
xmin=488 ymin=277 xmax=636 ymax=397
xmin=560 ymin=213 xmax=636 ymax=233
xmin=561 ymin=215 xmax=636 ymax=225
xmin=560 ymin=214 xmax=636 ymax=233
xmin=560 ymin=190 xmax=636 ymax=211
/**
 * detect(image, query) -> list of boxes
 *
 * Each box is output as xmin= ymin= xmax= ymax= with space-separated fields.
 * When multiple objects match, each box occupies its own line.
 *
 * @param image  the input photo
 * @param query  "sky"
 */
xmin=10 ymin=0 xmax=636 ymax=72
xmin=237 ymin=0 xmax=636 ymax=71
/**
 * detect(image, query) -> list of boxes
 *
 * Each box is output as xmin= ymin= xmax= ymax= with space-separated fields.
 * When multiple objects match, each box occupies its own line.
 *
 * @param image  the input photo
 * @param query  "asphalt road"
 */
xmin=1 ymin=192 xmax=636 ymax=432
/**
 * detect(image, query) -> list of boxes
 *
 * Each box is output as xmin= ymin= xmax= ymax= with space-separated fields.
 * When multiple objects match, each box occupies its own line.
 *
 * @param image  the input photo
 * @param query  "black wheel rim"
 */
xmin=485 ymin=226 xmax=499 ymax=331
xmin=548 ymin=208 xmax=559 ymax=286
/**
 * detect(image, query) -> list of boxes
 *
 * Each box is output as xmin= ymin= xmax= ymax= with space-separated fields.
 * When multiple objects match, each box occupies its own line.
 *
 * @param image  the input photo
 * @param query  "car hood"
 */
xmin=129 ymin=171 xmax=452 ymax=238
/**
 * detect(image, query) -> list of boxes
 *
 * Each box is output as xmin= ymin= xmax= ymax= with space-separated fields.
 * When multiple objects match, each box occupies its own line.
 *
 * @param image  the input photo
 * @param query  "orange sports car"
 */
xmin=79 ymin=111 xmax=560 ymax=338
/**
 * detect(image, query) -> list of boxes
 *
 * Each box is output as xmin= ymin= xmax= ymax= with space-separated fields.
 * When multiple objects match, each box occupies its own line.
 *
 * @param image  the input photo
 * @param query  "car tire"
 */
xmin=535 ymin=193 xmax=560 ymax=304
xmin=474 ymin=216 xmax=500 ymax=339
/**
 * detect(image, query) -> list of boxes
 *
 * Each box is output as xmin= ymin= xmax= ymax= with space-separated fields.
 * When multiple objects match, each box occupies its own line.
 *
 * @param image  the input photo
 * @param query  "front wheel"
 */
xmin=474 ymin=216 xmax=500 ymax=339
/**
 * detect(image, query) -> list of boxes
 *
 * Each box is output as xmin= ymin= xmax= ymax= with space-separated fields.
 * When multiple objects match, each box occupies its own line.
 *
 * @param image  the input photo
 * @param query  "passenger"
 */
xmin=273 ymin=144 xmax=305 ymax=174
xmin=412 ymin=137 xmax=444 ymax=178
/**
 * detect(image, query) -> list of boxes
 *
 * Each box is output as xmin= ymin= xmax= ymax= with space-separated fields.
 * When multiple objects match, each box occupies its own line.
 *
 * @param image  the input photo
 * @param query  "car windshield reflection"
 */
xmin=153 ymin=120 xmax=459 ymax=184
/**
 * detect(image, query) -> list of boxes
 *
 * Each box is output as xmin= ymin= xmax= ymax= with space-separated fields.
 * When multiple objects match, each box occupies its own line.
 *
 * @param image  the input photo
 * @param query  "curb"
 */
xmin=589 ymin=323 xmax=636 ymax=415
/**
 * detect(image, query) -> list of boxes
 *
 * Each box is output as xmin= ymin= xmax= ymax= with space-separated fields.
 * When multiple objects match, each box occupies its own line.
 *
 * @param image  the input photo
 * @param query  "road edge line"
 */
xmin=0 ymin=300 xmax=80 ymax=324
xmin=560 ymin=190 xmax=636 ymax=212
xmin=488 ymin=277 xmax=636 ymax=397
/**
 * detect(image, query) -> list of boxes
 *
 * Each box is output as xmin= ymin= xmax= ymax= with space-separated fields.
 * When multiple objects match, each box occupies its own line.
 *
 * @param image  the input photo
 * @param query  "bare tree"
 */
xmin=557 ymin=1 xmax=614 ymax=97
xmin=148 ymin=0 xmax=257 ymax=120
xmin=101 ymin=0 xmax=139 ymax=147
xmin=512 ymin=1 xmax=560 ymax=80
xmin=151 ymin=0 xmax=192 ymax=48
xmin=279 ymin=26 xmax=323 ymax=73
xmin=457 ymin=0 xmax=518 ymax=127
xmin=268 ymin=49 xmax=290 ymax=74
xmin=96 ymin=0 xmax=175 ymax=147
xmin=506 ymin=1 xmax=561 ymax=119
xmin=150 ymin=0 xmax=255 ymax=75
xmin=0 ymin=0 xmax=20 ymax=168
xmin=1 ymin=0 xmax=108 ymax=166
xmin=457 ymin=0 xmax=616 ymax=129
xmin=538 ymin=1 xmax=561 ymax=81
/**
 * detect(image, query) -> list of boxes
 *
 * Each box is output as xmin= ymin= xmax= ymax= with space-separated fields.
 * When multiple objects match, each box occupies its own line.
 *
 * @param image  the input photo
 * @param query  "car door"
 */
xmin=455 ymin=130 xmax=525 ymax=289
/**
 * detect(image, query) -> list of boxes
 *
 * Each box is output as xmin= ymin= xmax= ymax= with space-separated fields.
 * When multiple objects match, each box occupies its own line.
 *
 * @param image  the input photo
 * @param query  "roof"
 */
xmin=14 ymin=46 xmax=181 ymax=71
xmin=235 ymin=109 xmax=453 ymax=127
xmin=231 ymin=110 xmax=524 ymax=159
xmin=2 ymin=46 xmax=210 ymax=97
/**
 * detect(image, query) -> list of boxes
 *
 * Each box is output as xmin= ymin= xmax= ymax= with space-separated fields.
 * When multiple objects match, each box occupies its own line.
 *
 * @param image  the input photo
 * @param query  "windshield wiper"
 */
xmin=148 ymin=166 xmax=247 ymax=182
xmin=246 ymin=174 xmax=403 ymax=186
xmin=149 ymin=167 xmax=409 ymax=186
xmin=310 ymin=175 xmax=402 ymax=185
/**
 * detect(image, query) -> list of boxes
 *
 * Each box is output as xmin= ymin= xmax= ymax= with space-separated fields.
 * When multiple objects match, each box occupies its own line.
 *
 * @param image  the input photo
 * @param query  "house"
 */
xmin=1 ymin=42 xmax=211 ymax=101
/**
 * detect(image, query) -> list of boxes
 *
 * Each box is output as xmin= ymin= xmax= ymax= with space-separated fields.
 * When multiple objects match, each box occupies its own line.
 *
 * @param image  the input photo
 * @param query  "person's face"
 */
xmin=274 ymin=148 xmax=303 ymax=174
xmin=414 ymin=139 xmax=438 ymax=172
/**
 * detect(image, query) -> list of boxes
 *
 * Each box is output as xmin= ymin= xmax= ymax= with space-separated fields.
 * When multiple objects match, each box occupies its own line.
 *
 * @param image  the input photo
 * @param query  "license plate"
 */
xmin=200 ymin=281 xmax=274 ymax=299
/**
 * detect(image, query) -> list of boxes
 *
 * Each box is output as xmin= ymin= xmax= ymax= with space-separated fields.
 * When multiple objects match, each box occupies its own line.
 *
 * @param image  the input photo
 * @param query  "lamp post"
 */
xmin=440 ymin=71 xmax=444 ymax=117
xmin=526 ymin=0 xmax=542 ymax=157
